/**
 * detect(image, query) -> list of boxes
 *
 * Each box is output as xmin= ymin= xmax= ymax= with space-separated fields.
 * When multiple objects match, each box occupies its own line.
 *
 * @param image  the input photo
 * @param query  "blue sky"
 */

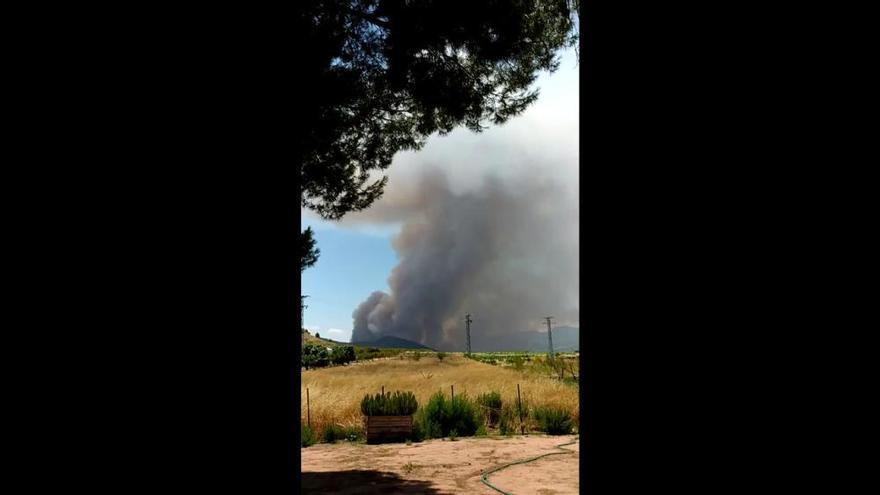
xmin=302 ymin=47 xmax=579 ymax=343
xmin=300 ymin=220 xmax=398 ymax=341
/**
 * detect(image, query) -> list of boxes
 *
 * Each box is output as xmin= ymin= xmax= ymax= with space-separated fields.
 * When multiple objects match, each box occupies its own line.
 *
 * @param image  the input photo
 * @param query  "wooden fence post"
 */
xmin=451 ymin=384 xmax=454 ymax=400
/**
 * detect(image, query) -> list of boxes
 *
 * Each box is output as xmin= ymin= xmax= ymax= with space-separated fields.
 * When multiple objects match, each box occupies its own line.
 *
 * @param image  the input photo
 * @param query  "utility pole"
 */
xmin=465 ymin=314 xmax=472 ymax=354
xmin=545 ymin=316 xmax=554 ymax=359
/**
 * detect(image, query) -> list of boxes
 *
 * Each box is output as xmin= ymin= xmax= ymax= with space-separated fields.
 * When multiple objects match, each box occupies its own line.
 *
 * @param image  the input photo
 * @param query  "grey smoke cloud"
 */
xmin=350 ymin=168 xmax=578 ymax=351
xmin=325 ymin=47 xmax=580 ymax=349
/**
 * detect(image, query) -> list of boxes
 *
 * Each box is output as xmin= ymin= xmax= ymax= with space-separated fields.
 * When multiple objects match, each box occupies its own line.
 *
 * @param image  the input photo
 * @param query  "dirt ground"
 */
xmin=301 ymin=434 xmax=579 ymax=494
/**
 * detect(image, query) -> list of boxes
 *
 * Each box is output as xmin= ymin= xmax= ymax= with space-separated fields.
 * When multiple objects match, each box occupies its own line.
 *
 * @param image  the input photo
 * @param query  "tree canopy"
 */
xmin=300 ymin=227 xmax=320 ymax=272
xmin=298 ymin=0 xmax=579 ymax=220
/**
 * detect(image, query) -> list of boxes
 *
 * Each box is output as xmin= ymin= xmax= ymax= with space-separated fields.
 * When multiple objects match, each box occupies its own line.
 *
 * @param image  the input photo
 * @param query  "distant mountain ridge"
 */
xmin=474 ymin=326 xmax=579 ymax=352
xmin=351 ymin=334 xmax=436 ymax=350
xmin=349 ymin=327 xmax=578 ymax=352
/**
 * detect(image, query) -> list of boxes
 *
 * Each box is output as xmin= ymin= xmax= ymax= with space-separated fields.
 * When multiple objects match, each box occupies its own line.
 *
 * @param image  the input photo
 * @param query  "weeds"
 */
xmin=498 ymin=404 xmax=516 ymax=436
xmin=301 ymin=424 xmax=316 ymax=447
xmin=533 ymin=406 xmax=573 ymax=435
xmin=320 ymin=424 xmax=364 ymax=443
xmin=322 ymin=424 xmax=342 ymax=443
xmin=476 ymin=391 xmax=502 ymax=425
xmin=510 ymin=355 xmax=525 ymax=371
xmin=344 ymin=426 xmax=364 ymax=442
xmin=497 ymin=399 xmax=532 ymax=435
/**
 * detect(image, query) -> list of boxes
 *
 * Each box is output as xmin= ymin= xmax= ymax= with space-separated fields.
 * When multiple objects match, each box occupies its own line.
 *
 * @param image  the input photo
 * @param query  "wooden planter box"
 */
xmin=364 ymin=415 xmax=413 ymax=444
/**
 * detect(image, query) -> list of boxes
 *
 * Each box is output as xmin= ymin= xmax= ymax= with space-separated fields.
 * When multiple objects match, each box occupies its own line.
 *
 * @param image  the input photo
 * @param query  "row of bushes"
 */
xmin=302 ymin=344 xmax=356 ymax=369
xmin=411 ymin=390 xmax=574 ymax=441
xmin=302 ymin=389 xmax=574 ymax=448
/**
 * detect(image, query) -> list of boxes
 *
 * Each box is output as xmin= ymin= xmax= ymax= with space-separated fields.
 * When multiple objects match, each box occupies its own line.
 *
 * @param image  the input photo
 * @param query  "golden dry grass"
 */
xmin=301 ymin=353 xmax=579 ymax=438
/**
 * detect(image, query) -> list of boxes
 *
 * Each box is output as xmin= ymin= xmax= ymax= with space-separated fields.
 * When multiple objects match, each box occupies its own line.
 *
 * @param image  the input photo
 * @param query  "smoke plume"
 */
xmin=349 ymin=169 xmax=578 ymax=351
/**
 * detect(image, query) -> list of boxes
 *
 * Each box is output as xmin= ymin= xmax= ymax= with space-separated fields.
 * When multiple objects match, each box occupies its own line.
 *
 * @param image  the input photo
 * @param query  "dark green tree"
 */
xmin=300 ymin=226 xmax=320 ymax=272
xmin=302 ymin=344 xmax=331 ymax=369
xmin=297 ymin=0 xmax=580 ymax=220
xmin=331 ymin=345 xmax=357 ymax=365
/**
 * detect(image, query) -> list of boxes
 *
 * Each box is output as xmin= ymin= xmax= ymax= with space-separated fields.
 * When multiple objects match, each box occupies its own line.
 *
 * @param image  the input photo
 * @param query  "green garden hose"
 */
xmin=480 ymin=436 xmax=579 ymax=495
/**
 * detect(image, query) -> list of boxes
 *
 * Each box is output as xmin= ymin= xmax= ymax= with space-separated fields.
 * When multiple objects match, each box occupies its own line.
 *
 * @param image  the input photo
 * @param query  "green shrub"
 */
xmin=410 ymin=419 xmax=425 ymax=442
xmin=476 ymin=424 xmax=487 ymax=436
xmin=426 ymin=420 xmax=442 ymax=438
xmin=301 ymin=424 xmax=316 ymax=447
xmin=330 ymin=346 xmax=356 ymax=365
xmin=302 ymin=344 xmax=330 ymax=369
xmin=416 ymin=407 xmax=443 ymax=439
xmin=418 ymin=393 xmax=446 ymax=439
xmin=360 ymin=391 xmax=419 ymax=416
xmin=476 ymin=391 xmax=503 ymax=425
xmin=436 ymin=352 xmax=446 ymax=361
xmin=449 ymin=429 xmax=458 ymax=441
xmin=499 ymin=406 xmax=514 ymax=435
xmin=343 ymin=425 xmax=364 ymax=442
xmin=499 ymin=403 xmax=526 ymax=435
xmin=447 ymin=394 xmax=479 ymax=436
xmin=322 ymin=424 xmax=346 ymax=443
xmin=533 ymin=406 xmax=573 ymax=435
xmin=411 ymin=351 xmax=422 ymax=361
xmin=419 ymin=391 xmax=480 ymax=438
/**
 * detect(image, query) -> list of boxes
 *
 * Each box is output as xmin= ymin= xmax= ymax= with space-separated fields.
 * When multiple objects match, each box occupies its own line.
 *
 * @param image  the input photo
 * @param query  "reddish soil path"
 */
xmin=301 ymin=434 xmax=579 ymax=494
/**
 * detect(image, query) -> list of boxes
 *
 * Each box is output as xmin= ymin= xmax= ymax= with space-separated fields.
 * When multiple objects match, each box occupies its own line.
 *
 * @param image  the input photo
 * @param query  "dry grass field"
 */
xmin=301 ymin=353 xmax=579 ymax=439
